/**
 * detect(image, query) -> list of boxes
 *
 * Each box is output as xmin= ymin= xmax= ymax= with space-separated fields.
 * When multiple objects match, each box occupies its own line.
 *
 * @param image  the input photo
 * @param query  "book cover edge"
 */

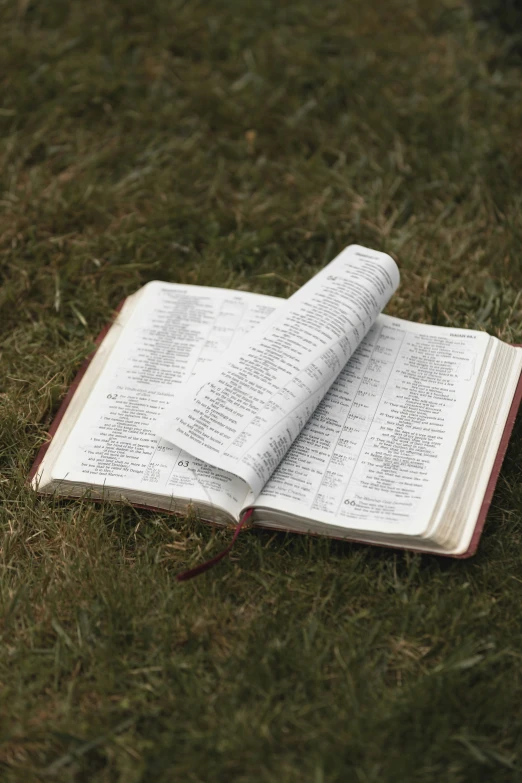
xmin=28 ymin=301 xmax=126 ymax=484
xmin=28 ymin=320 xmax=522 ymax=559
xmin=454 ymin=349 xmax=522 ymax=559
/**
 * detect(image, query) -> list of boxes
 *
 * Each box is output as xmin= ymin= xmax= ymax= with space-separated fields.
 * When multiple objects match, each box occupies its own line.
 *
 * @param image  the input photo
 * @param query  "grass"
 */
xmin=1 ymin=0 xmax=522 ymax=780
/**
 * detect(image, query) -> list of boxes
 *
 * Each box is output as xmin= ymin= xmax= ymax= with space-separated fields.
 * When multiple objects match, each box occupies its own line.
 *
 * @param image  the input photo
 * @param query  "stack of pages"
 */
xmin=31 ymin=246 xmax=522 ymax=557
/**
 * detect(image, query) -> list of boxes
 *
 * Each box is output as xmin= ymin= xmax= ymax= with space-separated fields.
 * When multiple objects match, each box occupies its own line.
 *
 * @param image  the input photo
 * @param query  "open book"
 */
xmin=31 ymin=245 xmax=522 ymax=557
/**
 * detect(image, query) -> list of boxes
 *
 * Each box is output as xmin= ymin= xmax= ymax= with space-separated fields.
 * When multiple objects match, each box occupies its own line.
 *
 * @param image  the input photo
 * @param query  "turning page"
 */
xmin=35 ymin=282 xmax=281 ymax=519
xmin=158 ymin=246 xmax=400 ymax=495
xmin=251 ymin=315 xmax=491 ymax=537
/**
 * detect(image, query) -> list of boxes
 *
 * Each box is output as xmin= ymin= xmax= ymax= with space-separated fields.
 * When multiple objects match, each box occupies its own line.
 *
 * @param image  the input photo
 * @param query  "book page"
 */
xmin=48 ymin=282 xmax=281 ymax=519
xmin=251 ymin=315 xmax=490 ymax=536
xmin=158 ymin=246 xmax=400 ymax=496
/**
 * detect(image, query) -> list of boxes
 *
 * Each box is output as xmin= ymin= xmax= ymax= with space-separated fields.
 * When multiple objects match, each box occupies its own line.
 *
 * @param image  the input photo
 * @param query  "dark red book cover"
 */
xmin=29 ymin=308 xmax=522 ymax=558
xmin=456 ymin=356 xmax=522 ymax=558
xmin=29 ymin=313 xmax=120 ymax=484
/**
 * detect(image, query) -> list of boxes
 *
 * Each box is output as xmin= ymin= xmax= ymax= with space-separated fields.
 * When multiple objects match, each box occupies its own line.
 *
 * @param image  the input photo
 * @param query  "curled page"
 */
xmin=157 ymin=245 xmax=400 ymax=496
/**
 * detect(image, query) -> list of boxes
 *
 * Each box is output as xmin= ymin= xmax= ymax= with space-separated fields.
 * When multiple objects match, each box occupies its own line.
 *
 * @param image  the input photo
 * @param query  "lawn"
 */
xmin=2 ymin=0 xmax=522 ymax=780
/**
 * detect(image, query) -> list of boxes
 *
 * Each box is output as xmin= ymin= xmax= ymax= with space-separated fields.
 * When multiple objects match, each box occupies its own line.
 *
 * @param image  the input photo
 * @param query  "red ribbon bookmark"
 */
xmin=176 ymin=509 xmax=253 ymax=582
